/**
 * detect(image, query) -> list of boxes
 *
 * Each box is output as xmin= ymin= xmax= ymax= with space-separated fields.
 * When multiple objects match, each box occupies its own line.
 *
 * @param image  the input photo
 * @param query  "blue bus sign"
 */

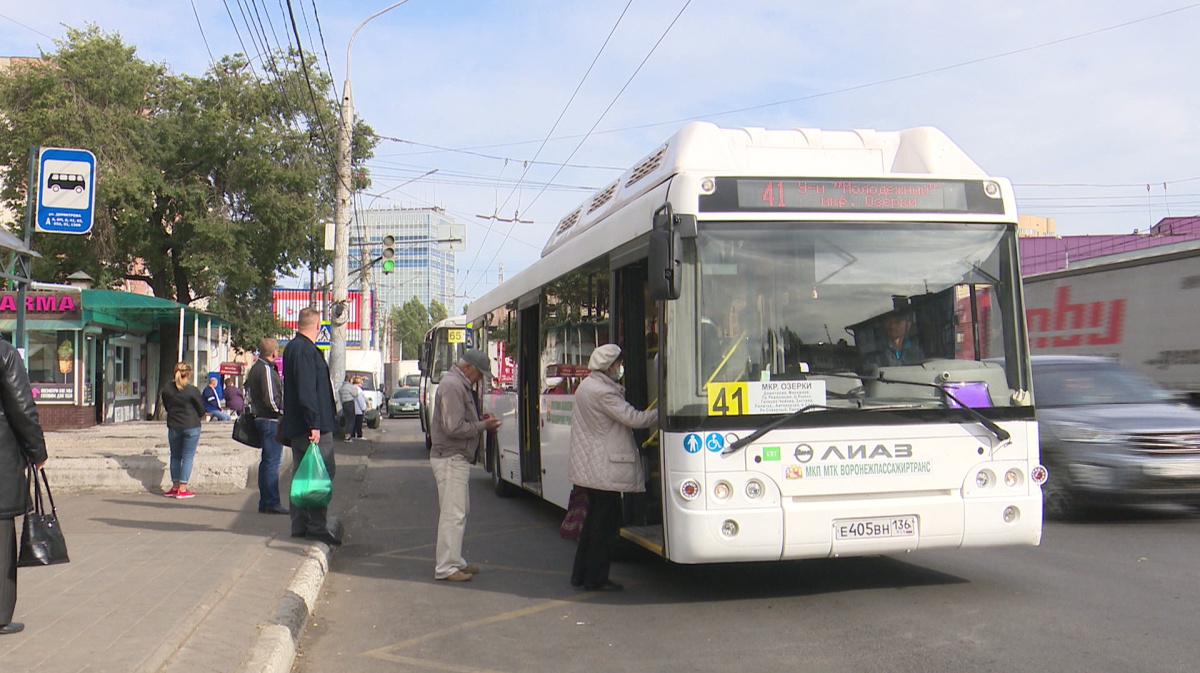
xmin=36 ymin=147 xmax=96 ymax=235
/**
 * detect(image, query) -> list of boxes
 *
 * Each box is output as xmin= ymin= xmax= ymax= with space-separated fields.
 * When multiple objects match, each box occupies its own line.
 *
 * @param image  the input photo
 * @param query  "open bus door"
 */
xmin=613 ymin=259 xmax=665 ymax=553
xmin=518 ymin=302 xmax=542 ymax=494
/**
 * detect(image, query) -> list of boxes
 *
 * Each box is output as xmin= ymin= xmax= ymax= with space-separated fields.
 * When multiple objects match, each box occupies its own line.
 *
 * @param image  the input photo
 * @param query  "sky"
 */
xmin=4 ymin=0 xmax=1200 ymax=307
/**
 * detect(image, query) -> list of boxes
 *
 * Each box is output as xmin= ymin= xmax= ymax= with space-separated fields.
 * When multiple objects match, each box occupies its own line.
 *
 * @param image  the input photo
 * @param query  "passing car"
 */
xmin=388 ymin=387 xmax=420 ymax=418
xmin=1032 ymin=355 xmax=1200 ymax=518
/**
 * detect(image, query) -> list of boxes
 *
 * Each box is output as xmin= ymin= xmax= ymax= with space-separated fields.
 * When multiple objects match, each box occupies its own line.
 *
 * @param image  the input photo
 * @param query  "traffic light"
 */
xmin=381 ymin=235 xmax=395 ymax=274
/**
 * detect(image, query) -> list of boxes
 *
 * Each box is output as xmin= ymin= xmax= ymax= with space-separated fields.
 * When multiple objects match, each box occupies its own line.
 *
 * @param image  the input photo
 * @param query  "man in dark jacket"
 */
xmin=281 ymin=308 xmax=340 ymax=545
xmin=0 ymin=337 xmax=49 ymax=634
xmin=246 ymin=337 xmax=287 ymax=515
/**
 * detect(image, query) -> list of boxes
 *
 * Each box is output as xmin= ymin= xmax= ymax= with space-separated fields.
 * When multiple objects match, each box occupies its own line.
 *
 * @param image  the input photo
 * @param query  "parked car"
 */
xmin=1032 ymin=355 xmax=1200 ymax=518
xmin=388 ymin=387 xmax=420 ymax=418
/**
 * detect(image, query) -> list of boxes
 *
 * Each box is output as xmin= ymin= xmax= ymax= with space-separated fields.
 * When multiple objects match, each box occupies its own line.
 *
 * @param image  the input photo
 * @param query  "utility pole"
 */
xmin=361 ymin=247 xmax=372 ymax=351
xmin=330 ymin=0 xmax=413 ymax=388
xmin=329 ymin=77 xmax=353 ymax=388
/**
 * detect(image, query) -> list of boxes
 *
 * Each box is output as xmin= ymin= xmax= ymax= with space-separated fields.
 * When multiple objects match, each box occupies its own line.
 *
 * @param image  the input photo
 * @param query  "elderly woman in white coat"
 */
xmin=567 ymin=344 xmax=658 ymax=592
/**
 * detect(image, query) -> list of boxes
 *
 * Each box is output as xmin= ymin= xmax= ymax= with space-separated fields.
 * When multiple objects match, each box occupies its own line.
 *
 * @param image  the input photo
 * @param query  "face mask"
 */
xmin=611 ymin=365 xmax=624 ymax=381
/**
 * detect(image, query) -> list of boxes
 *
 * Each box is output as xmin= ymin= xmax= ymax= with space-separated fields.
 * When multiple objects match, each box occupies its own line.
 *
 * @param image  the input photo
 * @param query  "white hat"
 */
xmin=588 ymin=344 xmax=622 ymax=371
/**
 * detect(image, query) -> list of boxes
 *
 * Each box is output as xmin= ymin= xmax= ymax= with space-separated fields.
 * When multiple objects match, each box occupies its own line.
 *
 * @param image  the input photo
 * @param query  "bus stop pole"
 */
xmin=16 ymin=145 xmax=38 ymax=357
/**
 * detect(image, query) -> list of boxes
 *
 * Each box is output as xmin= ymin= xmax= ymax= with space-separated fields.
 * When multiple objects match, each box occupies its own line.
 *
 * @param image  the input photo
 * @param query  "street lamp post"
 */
xmin=330 ymin=0 xmax=414 ymax=389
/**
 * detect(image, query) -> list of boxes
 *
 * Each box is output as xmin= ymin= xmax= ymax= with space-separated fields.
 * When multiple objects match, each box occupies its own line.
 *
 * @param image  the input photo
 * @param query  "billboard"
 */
xmin=272 ymin=288 xmax=374 ymax=348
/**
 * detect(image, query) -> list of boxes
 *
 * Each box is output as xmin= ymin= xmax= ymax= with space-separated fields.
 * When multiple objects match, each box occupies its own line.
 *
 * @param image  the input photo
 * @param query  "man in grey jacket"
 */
xmin=429 ymin=349 xmax=500 ymax=582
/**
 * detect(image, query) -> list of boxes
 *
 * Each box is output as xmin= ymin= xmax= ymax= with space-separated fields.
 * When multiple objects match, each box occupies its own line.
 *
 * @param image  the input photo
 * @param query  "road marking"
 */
xmin=362 ymin=592 xmax=598 ymax=666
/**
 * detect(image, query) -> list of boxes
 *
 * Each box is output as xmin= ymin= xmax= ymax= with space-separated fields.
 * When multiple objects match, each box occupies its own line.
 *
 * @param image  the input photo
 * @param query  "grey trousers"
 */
xmin=1 ymin=518 xmax=15 ymax=625
xmin=288 ymin=434 xmax=336 ymax=536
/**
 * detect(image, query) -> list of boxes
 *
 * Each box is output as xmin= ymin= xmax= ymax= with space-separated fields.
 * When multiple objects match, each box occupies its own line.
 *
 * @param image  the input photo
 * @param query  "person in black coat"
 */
xmin=281 ymin=308 xmax=340 ymax=546
xmin=245 ymin=338 xmax=287 ymax=514
xmin=0 ymin=337 xmax=50 ymax=635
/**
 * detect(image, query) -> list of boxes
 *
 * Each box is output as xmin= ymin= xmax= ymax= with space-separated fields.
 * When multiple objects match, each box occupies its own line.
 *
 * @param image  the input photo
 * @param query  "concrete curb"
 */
xmin=239 ymin=519 xmax=340 ymax=673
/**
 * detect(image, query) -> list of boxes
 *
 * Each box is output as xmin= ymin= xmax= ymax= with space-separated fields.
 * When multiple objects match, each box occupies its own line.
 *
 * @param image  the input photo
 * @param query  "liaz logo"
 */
xmin=819 ymin=444 xmax=913 ymax=460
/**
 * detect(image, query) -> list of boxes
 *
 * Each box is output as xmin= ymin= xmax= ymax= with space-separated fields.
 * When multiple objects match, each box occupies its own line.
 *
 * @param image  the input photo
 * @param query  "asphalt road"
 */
xmin=295 ymin=418 xmax=1200 ymax=673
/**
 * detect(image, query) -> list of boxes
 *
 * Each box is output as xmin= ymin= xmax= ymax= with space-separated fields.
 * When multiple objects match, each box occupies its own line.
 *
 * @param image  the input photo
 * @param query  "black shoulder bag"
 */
xmin=18 ymin=464 xmax=70 ymax=567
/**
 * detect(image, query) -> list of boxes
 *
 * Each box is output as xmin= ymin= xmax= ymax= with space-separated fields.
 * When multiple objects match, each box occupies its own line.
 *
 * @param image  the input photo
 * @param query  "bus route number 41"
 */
xmin=707 ymin=382 xmax=747 ymax=416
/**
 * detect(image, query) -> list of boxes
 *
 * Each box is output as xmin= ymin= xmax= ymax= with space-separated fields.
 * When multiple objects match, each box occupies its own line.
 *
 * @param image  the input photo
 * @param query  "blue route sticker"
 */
xmin=705 ymin=432 xmax=725 ymax=452
xmin=683 ymin=433 xmax=702 ymax=454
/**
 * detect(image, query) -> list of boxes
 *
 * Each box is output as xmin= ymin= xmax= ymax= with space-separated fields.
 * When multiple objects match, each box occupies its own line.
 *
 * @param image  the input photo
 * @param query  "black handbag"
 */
xmin=232 ymin=409 xmax=262 ymax=448
xmin=18 ymin=465 xmax=70 ymax=567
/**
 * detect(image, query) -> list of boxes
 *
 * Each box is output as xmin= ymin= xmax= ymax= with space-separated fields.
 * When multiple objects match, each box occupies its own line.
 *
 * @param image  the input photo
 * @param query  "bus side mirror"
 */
xmin=650 ymin=205 xmax=691 ymax=301
xmin=418 ymin=343 xmax=430 ymax=372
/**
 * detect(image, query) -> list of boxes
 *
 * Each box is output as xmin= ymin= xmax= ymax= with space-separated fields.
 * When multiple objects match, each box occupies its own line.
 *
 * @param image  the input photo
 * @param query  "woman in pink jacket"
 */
xmin=566 ymin=344 xmax=657 ymax=592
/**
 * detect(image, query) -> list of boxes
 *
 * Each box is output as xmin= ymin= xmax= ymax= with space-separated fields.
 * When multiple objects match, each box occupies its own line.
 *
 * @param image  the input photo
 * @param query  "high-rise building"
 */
xmin=348 ymin=206 xmax=464 ymax=333
xmin=1017 ymin=213 xmax=1056 ymax=237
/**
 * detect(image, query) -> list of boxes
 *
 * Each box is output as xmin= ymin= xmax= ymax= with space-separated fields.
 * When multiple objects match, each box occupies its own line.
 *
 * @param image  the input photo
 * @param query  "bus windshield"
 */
xmin=672 ymin=221 xmax=1024 ymax=415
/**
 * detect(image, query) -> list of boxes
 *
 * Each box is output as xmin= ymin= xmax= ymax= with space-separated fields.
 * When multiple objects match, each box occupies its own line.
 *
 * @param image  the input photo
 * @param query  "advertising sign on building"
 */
xmin=272 ymin=289 xmax=372 ymax=348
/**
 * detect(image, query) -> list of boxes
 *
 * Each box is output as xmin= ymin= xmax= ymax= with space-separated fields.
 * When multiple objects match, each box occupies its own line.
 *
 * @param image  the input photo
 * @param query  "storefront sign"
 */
xmin=31 ymin=382 xmax=74 ymax=402
xmin=219 ymin=363 xmax=243 ymax=376
xmin=0 ymin=293 xmax=81 ymax=319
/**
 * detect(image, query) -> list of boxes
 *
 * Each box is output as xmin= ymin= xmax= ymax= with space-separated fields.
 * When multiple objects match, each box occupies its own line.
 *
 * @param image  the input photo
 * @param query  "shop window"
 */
xmin=112 ymin=343 xmax=139 ymax=398
xmin=26 ymin=331 xmax=77 ymax=403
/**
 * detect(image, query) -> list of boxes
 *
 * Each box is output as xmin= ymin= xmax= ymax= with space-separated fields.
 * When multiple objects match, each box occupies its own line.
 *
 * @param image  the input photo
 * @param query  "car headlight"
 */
xmin=1051 ymin=422 xmax=1122 ymax=444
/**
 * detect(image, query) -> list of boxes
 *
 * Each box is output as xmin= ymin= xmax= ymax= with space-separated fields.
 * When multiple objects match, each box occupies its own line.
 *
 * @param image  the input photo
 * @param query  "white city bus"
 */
xmin=418 ymin=315 xmax=470 ymax=449
xmin=467 ymin=122 xmax=1045 ymax=563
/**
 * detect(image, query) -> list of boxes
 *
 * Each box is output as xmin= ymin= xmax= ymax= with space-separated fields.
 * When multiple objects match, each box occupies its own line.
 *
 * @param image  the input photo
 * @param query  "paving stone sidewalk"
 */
xmin=0 ymin=420 xmax=367 ymax=673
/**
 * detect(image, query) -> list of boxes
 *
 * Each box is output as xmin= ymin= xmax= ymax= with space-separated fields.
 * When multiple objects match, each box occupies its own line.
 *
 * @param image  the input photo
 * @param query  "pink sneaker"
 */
xmin=175 ymin=488 xmax=196 ymax=499
xmin=163 ymin=487 xmax=179 ymax=498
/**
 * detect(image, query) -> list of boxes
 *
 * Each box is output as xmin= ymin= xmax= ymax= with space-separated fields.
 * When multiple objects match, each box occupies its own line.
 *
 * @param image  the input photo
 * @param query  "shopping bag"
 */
xmin=232 ymin=410 xmax=262 ymax=448
xmin=559 ymin=486 xmax=588 ymax=540
xmin=289 ymin=442 xmax=332 ymax=508
xmin=18 ymin=465 xmax=70 ymax=567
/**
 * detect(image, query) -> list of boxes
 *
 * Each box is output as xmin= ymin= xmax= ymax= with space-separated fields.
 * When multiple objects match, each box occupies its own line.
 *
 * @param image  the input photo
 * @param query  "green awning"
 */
xmin=81 ymin=289 xmax=229 ymax=334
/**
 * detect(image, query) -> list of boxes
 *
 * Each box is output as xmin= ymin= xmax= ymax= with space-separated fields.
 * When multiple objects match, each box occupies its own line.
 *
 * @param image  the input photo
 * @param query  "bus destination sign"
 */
xmin=699 ymin=177 xmax=1005 ymax=214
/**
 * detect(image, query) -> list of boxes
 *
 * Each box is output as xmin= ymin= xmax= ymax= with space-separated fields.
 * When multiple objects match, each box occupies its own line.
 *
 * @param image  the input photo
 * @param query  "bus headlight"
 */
xmin=1004 ymin=469 xmax=1022 ymax=488
xmin=745 ymin=479 xmax=764 ymax=499
xmin=721 ymin=519 xmax=740 ymax=537
xmin=975 ymin=470 xmax=994 ymax=488
xmin=713 ymin=481 xmax=732 ymax=500
xmin=679 ymin=479 xmax=701 ymax=501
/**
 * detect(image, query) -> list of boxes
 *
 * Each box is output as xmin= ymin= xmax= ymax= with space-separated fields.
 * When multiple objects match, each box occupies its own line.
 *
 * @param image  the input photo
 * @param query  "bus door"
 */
xmin=612 ymin=260 xmax=664 ymax=538
xmin=518 ymin=303 xmax=542 ymax=493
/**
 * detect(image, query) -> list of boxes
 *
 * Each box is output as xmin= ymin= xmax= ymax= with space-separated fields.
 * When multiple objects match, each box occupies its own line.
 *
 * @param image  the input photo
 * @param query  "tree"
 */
xmin=391 ymin=297 xmax=448 ymax=361
xmin=0 ymin=26 xmax=377 ymax=350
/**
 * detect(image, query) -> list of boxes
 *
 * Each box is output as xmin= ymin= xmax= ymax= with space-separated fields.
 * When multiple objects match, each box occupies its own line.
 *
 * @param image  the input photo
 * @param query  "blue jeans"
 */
xmin=168 ymin=426 xmax=202 ymax=483
xmin=207 ymin=409 xmax=231 ymax=421
xmin=255 ymin=418 xmax=284 ymax=509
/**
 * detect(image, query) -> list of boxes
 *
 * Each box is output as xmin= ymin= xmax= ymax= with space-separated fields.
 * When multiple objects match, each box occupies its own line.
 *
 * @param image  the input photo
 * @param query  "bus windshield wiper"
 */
xmin=722 ymin=374 xmax=1010 ymax=457
xmin=723 ymin=404 xmax=836 ymax=456
xmin=873 ymin=373 xmax=1011 ymax=446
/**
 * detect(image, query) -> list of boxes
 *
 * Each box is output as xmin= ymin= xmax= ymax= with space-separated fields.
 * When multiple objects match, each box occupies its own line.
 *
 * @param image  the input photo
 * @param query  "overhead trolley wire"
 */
xmin=456 ymin=0 xmax=638 ymax=296
xmin=463 ymin=0 xmax=694 ymax=299
xmin=221 ymin=0 xmax=261 ymax=78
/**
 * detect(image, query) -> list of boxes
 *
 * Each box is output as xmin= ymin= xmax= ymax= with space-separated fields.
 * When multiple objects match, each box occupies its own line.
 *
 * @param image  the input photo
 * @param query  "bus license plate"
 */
xmin=833 ymin=515 xmax=918 ymax=540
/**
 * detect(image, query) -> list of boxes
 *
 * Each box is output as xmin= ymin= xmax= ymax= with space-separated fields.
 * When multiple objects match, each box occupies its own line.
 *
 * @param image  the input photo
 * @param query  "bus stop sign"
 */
xmin=36 ymin=147 xmax=96 ymax=235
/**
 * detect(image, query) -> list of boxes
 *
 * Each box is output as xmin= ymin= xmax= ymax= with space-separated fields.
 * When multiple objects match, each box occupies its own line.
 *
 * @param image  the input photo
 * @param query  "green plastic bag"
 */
xmin=290 ymin=442 xmax=332 ymax=508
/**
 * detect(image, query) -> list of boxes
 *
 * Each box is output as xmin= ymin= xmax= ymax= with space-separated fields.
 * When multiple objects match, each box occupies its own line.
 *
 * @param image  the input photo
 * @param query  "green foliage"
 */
xmin=391 ymin=297 xmax=447 ymax=361
xmin=0 ymin=26 xmax=377 ymax=351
